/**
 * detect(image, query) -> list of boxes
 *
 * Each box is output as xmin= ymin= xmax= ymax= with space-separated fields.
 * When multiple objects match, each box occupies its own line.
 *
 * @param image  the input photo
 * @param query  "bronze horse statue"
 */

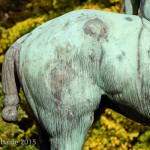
xmin=2 ymin=9 xmax=150 ymax=150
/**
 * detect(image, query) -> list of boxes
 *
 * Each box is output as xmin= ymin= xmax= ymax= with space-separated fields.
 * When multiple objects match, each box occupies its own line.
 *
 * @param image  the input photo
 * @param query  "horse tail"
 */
xmin=2 ymin=44 xmax=21 ymax=122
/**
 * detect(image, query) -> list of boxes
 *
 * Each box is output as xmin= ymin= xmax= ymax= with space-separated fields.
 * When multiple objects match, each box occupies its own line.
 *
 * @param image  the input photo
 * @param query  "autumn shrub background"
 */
xmin=0 ymin=0 xmax=150 ymax=149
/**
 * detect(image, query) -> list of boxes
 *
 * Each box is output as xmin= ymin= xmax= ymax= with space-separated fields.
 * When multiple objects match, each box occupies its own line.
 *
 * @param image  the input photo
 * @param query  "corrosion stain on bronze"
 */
xmin=88 ymin=54 xmax=95 ymax=62
xmin=116 ymin=51 xmax=126 ymax=62
xmin=67 ymin=111 xmax=74 ymax=120
xmin=66 ymin=60 xmax=72 ymax=68
xmin=83 ymin=18 xmax=108 ymax=41
xmin=55 ymin=46 xmax=63 ymax=59
xmin=148 ymin=50 xmax=150 ymax=58
xmin=50 ymin=63 xmax=76 ymax=102
xmin=51 ymin=68 xmax=68 ymax=101
xmin=117 ymin=55 xmax=123 ymax=62
xmin=99 ymin=47 xmax=104 ymax=66
xmin=64 ymin=21 xmax=70 ymax=27
xmin=125 ymin=17 xmax=133 ymax=22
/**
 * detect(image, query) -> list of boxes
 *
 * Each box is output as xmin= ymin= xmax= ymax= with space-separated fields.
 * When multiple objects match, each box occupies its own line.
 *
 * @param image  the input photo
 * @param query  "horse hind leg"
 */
xmin=48 ymin=111 xmax=95 ymax=150
xmin=43 ymin=73 xmax=104 ymax=150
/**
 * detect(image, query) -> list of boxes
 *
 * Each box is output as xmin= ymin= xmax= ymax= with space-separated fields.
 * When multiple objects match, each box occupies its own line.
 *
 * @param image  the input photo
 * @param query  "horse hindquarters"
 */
xmin=46 ymin=80 xmax=103 ymax=150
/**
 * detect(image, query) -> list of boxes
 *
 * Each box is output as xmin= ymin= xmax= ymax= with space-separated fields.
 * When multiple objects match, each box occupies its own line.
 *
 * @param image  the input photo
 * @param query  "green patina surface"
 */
xmin=2 ymin=9 xmax=150 ymax=150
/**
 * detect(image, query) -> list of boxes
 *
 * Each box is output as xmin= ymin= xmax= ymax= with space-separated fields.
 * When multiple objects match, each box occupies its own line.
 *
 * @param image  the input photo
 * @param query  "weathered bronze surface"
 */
xmin=2 ymin=9 xmax=150 ymax=149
